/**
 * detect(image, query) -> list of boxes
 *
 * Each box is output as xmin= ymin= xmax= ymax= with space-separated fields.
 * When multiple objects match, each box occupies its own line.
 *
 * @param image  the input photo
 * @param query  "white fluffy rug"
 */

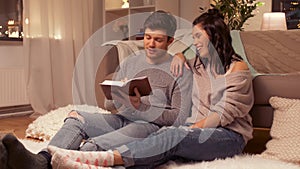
xmin=23 ymin=105 xmax=300 ymax=169
xmin=19 ymin=139 xmax=300 ymax=169
xmin=25 ymin=104 xmax=110 ymax=141
xmin=159 ymin=155 xmax=300 ymax=169
xmin=20 ymin=139 xmax=49 ymax=154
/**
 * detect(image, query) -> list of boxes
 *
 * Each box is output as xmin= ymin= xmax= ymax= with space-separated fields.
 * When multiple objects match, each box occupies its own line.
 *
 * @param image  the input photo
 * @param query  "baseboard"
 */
xmin=0 ymin=104 xmax=33 ymax=119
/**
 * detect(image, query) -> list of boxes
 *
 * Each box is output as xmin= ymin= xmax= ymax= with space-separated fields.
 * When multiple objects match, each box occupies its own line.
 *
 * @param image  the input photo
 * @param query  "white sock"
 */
xmin=48 ymin=146 xmax=114 ymax=167
xmin=51 ymin=152 xmax=113 ymax=169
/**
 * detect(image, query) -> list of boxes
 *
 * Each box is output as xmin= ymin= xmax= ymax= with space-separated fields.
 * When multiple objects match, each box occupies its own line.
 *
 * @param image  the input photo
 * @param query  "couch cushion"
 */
xmin=240 ymin=30 xmax=300 ymax=74
xmin=252 ymin=73 xmax=300 ymax=105
xmin=95 ymin=45 xmax=119 ymax=108
xmin=250 ymin=73 xmax=300 ymax=128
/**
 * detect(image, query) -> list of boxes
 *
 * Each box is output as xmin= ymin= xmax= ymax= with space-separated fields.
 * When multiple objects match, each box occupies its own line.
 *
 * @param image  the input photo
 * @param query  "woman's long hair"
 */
xmin=193 ymin=9 xmax=243 ymax=75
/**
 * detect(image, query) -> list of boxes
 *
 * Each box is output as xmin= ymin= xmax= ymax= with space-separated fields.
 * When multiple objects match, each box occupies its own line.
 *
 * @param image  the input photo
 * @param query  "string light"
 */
xmin=8 ymin=20 xmax=15 ymax=25
xmin=25 ymin=18 xmax=29 ymax=24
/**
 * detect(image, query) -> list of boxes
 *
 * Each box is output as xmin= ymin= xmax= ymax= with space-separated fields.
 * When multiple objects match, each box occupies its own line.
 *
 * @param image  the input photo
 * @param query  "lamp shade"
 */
xmin=261 ymin=12 xmax=287 ymax=30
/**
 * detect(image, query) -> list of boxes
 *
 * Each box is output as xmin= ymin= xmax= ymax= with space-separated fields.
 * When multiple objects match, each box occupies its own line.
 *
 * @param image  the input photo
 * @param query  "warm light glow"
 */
xmin=54 ymin=35 xmax=62 ymax=40
xmin=8 ymin=20 xmax=15 ymax=25
xmin=9 ymin=31 xmax=19 ymax=38
xmin=261 ymin=12 xmax=287 ymax=31
xmin=25 ymin=18 xmax=29 ymax=24
xmin=121 ymin=0 xmax=129 ymax=8
xmin=0 ymin=25 xmax=2 ymax=29
xmin=26 ymin=35 xmax=42 ymax=38
xmin=291 ymin=1 xmax=299 ymax=5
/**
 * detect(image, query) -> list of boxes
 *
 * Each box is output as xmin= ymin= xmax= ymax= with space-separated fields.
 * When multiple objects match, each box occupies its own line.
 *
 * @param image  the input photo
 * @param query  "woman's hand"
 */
xmin=189 ymin=118 xmax=206 ymax=129
xmin=189 ymin=112 xmax=221 ymax=129
xmin=170 ymin=53 xmax=190 ymax=77
xmin=121 ymin=77 xmax=128 ymax=82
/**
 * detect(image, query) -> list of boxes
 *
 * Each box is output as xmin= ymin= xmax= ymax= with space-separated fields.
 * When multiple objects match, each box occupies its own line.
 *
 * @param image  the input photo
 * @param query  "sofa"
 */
xmin=94 ymin=30 xmax=300 ymax=158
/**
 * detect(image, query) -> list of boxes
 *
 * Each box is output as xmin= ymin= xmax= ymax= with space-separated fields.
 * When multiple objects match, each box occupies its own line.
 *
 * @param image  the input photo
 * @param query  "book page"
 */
xmin=100 ymin=76 xmax=152 ymax=100
xmin=100 ymin=80 xmax=124 ymax=87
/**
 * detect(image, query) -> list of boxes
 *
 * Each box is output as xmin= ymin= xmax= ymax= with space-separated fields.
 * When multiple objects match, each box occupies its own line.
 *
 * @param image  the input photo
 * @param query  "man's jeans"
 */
xmin=48 ymin=111 xmax=160 ymax=151
xmin=117 ymin=126 xmax=245 ymax=168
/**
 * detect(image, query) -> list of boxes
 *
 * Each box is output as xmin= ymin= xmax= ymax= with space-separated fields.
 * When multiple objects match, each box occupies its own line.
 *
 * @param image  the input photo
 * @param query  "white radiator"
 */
xmin=0 ymin=68 xmax=29 ymax=107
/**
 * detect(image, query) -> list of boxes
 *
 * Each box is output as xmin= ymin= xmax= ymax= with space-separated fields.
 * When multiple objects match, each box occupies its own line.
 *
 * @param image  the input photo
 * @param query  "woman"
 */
xmin=49 ymin=9 xmax=254 ymax=169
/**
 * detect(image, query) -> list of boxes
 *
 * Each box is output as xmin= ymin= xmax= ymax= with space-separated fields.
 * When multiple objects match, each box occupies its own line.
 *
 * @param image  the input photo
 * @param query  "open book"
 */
xmin=100 ymin=76 xmax=152 ymax=100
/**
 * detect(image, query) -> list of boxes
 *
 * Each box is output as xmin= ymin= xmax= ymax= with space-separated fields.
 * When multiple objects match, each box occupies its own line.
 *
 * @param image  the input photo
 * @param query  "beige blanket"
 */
xmin=240 ymin=30 xmax=300 ymax=74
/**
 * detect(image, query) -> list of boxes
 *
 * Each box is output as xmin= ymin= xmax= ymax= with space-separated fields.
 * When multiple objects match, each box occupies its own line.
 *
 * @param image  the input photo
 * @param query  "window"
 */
xmin=272 ymin=0 xmax=300 ymax=29
xmin=0 ymin=0 xmax=23 ymax=41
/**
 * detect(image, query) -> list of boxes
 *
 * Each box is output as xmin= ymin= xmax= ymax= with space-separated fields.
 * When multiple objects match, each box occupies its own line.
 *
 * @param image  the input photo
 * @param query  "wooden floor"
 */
xmin=0 ymin=115 xmax=34 ymax=139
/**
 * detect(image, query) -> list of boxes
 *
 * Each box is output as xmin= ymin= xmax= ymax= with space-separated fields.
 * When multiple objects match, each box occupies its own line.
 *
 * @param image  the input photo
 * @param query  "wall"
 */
xmin=179 ymin=0 xmax=210 ymax=23
xmin=243 ymin=0 xmax=272 ymax=31
xmin=0 ymin=44 xmax=24 ymax=68
xmin=0 ymin=43 xmax=29 ymax=107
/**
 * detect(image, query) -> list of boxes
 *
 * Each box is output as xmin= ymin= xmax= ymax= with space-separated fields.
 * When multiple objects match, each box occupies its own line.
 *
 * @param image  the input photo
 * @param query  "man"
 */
xmin=1 ymin=10 xmax=192 ymax=169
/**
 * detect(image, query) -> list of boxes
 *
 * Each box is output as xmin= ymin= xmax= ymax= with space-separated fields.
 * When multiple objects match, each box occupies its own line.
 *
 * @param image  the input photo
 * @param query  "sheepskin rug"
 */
xmin=158 ymin=155 xmax=300 ymax=169
xmin=19 ymin=139 xmax=300 ymax=169
xmin=25 ymin=104 xmax=110 ymax=141
xmin=23 ymin=105 xmax=300 ymax=169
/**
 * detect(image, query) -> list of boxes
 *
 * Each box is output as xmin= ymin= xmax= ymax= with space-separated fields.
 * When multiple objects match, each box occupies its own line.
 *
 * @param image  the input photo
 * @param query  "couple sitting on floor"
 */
xmin=0 ymin=9 xmax=254 ymax=169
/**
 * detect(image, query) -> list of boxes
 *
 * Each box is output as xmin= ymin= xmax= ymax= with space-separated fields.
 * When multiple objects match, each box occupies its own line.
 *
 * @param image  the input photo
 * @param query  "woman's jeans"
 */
xmin=48 ymin=111 xmax=160 ymax=151
xmin=117 ymin=126 xmax=245 ymax=168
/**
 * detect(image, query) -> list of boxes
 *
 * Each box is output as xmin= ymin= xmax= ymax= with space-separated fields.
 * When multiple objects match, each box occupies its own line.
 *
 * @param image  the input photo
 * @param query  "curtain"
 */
xmin=23 ymin=0 xmax=103 ymax=116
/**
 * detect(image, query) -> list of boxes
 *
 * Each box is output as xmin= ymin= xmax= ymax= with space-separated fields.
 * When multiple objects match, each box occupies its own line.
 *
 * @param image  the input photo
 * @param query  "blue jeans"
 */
xmin=117 ymin=126 xmax=245 ymax=169
xmin=48 ymin=111 xmax=160 ymax=151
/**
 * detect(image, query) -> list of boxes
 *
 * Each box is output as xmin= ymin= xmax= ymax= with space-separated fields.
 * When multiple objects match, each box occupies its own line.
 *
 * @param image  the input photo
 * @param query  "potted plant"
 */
xmin=210 ymin=0 xmax=264 ymax=30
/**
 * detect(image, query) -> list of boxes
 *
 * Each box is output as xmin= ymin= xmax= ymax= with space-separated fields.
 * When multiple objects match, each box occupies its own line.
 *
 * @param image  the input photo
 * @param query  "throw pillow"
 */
xmin=261 ymin=96 xmax=300 ymax=164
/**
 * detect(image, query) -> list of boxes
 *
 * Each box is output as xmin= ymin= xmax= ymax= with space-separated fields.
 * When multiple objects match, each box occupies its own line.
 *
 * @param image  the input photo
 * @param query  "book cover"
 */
xmin=100 ymin=76 xmax=152 ymax=100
